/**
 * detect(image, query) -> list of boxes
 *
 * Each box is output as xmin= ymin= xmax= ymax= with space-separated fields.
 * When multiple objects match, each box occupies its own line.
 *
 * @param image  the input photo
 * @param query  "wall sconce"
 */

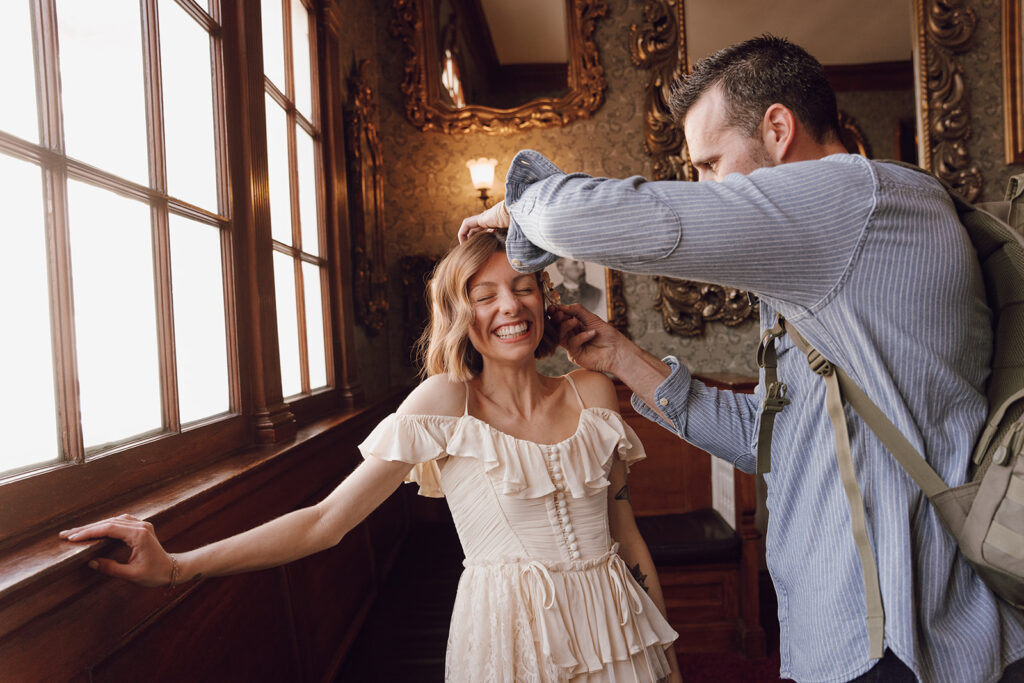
xmin=466 ymin=157 xmax=497 ymax=209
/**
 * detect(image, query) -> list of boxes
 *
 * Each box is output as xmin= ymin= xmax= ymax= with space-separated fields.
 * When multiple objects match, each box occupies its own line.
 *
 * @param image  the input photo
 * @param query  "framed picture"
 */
xmin=1005 ymin=0 xmax=1024 ymax=163
xmin=543 ymin=259 xmax=629 ymax=335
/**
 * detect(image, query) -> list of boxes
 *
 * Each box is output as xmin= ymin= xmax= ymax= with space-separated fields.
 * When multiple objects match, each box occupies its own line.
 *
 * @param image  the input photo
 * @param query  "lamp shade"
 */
xmin=466 ymin=157 xmax=497 ymax=190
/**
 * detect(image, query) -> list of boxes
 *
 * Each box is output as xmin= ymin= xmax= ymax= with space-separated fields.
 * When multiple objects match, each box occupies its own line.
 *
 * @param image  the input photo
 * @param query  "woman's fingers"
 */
xmin=60 ymin=518 xmax=147 ymax=542
xmin=60 ymin=515 xmax=173 ymax=586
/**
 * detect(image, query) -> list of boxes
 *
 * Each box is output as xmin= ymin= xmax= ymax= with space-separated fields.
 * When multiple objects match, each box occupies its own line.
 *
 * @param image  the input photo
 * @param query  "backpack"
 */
xmin=755 ymin=166 xmax=1024 ymax=659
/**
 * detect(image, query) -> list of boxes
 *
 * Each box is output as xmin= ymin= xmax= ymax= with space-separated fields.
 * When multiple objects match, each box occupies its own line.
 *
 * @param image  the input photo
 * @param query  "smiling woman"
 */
xmin=62 ymin=230 xmax=684 ymax=682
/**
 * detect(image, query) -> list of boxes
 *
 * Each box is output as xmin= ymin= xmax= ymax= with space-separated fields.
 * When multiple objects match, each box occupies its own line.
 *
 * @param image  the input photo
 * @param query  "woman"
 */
xmin=61 ymin=231 xmax=682 ymax=682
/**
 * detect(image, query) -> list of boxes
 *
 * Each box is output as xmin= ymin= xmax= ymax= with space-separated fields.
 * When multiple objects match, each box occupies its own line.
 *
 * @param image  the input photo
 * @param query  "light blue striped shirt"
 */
xmin=503 ymin=149 xmax=1024 ymax=682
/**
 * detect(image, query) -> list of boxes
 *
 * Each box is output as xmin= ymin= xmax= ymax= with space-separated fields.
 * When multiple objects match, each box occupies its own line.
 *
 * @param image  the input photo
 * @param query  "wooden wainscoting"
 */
xmin=0 ymin=394 xmax=411 ymax=682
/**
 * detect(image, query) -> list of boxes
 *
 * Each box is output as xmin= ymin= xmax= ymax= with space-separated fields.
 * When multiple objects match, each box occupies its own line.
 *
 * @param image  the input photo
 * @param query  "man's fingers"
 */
xmin=564 ymin=329 xmax=597 ymax=352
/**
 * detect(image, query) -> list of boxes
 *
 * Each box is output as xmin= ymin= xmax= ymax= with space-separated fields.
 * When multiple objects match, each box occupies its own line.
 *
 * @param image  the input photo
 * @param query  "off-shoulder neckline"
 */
xmin=395 ymin=406 xmax=621 ymax=448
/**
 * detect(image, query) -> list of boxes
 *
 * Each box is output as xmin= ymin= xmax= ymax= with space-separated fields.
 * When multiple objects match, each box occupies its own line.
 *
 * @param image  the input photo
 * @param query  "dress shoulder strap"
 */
xmin=563 ymin=374 xmax=586 ymax=410
xmin=462 ymin=381 xmax=470 ymax=416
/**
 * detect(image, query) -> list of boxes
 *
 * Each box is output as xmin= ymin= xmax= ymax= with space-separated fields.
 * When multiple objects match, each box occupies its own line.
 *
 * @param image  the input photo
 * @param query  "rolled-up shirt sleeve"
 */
xmin=632 ymin=356 xmax=762 ymax=473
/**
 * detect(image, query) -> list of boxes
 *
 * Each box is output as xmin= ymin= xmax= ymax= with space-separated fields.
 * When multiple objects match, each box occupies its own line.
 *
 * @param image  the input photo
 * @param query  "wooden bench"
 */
xmin=616 ymin=375 xmax=766 ymax=657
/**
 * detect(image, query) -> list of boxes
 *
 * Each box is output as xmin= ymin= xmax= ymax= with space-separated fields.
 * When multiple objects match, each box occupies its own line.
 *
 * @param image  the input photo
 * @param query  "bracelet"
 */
xmin=168 ymin=555 xmax=181 ymax=588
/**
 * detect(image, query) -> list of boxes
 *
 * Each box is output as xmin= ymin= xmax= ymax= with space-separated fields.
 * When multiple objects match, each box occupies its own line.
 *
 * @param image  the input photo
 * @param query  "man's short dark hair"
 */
xmin=669 ymin=34 xmax=840 ymax=144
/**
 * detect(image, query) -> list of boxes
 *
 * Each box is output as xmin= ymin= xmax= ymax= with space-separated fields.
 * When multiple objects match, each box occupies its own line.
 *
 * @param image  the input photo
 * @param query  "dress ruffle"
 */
xmin=449 ymin=548 xmax=676 ymax=682
xmin=357 ymin=408 xmax=646 ymax=500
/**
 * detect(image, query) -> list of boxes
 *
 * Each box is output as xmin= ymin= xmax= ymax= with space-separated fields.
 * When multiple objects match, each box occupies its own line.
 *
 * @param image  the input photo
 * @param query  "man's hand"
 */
xmin=551 ymin=303 xmax=625 ymax=374
xmin=458 ymin=201 xmax=510 ymax=243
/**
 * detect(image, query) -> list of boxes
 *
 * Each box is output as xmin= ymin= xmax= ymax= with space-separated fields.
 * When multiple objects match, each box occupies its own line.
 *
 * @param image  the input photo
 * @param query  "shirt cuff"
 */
xmin=629 ymin=356 xmax=692 ymax=437
xmin=504 ymin=150 xmax=564 ymax=272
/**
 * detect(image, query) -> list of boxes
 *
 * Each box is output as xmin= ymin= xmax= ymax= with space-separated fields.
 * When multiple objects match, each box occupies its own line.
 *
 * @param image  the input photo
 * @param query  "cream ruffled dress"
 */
xmin=358 ymin=375 xmax=679 ymax=682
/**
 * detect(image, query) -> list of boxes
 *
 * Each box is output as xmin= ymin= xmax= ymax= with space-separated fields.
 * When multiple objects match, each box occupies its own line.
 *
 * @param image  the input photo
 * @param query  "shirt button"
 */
xmin=659 ymin=398 xmax=669 ymax=407
xmin=512 ymin=259 xmax=522 ymax=267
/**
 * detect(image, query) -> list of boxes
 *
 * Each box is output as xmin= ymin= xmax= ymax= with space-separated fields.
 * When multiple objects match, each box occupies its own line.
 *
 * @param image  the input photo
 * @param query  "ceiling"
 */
xmin=685 ymin=0 xmax=913 ymax=65
xmin=477 ymin=0 xmax=913 ymax=67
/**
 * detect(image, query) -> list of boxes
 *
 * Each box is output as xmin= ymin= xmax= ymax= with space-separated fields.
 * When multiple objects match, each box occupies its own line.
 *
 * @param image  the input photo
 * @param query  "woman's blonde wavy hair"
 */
xmin=417 ymin=231 xmax=559 ymax=380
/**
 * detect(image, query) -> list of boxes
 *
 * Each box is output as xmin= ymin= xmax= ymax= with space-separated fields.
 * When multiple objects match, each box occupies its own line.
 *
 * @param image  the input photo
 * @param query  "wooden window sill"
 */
xmin=0 ymin=389 xmax=405 ymax=621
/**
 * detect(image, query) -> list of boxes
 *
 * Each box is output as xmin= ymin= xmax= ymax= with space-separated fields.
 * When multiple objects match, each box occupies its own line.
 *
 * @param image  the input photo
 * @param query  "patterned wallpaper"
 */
xmin=337 ymin=0 xmax=1023 ymax=396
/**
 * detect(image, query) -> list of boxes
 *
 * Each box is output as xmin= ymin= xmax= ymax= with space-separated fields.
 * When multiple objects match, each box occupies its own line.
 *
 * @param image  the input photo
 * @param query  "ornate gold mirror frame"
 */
xmin=630 ymin=0 xmax=981 ymax=336
xmin=390 ymin=0 xmax=608 ymax=134
xmin=345 ymin=59 xmax=389 ymax=335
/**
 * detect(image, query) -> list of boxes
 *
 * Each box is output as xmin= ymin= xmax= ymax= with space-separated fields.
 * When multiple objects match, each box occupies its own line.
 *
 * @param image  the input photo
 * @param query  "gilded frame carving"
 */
xmin=390 ymin=0 xmax=608 ymax=135
xmin=630 ymin=0 xmax=981 ymax=336
xmin=1005 ymin=0 xmax=1024 ymax=163
xmin=345 ymin=59 xmax=389 ymax=335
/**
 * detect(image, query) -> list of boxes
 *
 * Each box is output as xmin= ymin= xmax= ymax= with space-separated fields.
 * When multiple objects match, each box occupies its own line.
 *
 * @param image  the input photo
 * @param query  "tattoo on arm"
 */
xmin=614 ymin=484 xmax=630 ymax=502
xmin=629 ymin=562 xmax=649 ymax=593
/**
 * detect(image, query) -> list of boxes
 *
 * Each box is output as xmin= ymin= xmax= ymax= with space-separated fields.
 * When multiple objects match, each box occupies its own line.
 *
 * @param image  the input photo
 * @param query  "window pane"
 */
xmin=290 ymin=0 xmax=312 ymax=119
xmin=0 ymin=154 xmax=58 ymax=473
xmin=67 ymin=181 xmax=161 ymax=449
xmin=261 ymin=0 xmax=285 ymax=91
xmin=170 ymin=216 xmax=229 ymax=423
xmin=0 ymin=1 xmax=39 ymax=142
xmin=57 ymin=1 xmax=149 ymax=185
xmin=160 ymin=0 xmax=218 ymax=211
xmin=265 ymin=95 xmax=293 ymax=245
xmin=273 ymin=252 xmax=301 ymax=397
xmin=295 ymin=127 xmax=319 ymax=256
xmin=302 ymin=262 xmax=327 ymax=390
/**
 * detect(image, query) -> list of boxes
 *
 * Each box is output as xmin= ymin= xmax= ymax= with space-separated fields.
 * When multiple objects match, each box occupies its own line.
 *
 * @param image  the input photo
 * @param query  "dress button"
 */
xmin=571 ymin=551 xmax=581 ymax=560
xmin=563 ymin=524 xmax=572 ymax=533
xmin=567 ymin=532 xmax=576 ymax=542
xmin=555 ymin=483 xmax=565 ymax=492
xmin=659 ymin=397 xmax=669 ymax=407
xmin=557 ymin=501 xmax=567 ymax=511
xmin=512 ymin=259 xmax=522 ymax=267
xmin=553 ymin=472 xmax=563 ymax=481
xmin=569 ymin=542 xmax=578 ymax=551
xmin=548 ymin=452 xmax=558 ymax=461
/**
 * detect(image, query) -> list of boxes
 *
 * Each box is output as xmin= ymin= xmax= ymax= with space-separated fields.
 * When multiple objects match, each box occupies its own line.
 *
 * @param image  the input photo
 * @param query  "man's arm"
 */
xmin=554 ymin=304 xmax=762 ymax=473
xmin=498 ymin=150 xmax=875 ymax=308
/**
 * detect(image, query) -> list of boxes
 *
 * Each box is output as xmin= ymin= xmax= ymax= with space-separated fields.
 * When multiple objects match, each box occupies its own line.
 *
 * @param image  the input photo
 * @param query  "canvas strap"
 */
xmin=784 ymin=322 xmax=886 ymax=660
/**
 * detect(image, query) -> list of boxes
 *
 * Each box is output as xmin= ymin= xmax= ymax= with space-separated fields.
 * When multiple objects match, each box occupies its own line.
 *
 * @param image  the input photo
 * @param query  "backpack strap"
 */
xmin=754 ymin=315 xmax=790 ymax=474
xmin=782 ymin=321 xmax=884 ymax=660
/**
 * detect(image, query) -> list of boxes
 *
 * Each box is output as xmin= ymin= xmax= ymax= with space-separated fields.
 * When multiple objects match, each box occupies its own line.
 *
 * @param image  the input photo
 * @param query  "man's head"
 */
xmin=669 ymin=35 xmax=843 ymax=181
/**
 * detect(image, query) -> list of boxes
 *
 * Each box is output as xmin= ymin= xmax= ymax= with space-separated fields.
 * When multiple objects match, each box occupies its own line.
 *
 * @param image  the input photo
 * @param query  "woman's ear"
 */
xmin=760 ymin=103 xmax=796 ymax=162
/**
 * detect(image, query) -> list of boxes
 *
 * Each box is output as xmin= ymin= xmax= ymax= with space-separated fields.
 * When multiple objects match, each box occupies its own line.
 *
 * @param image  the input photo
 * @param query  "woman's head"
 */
xmin=418 ymin=231 xmax=559 ymax=380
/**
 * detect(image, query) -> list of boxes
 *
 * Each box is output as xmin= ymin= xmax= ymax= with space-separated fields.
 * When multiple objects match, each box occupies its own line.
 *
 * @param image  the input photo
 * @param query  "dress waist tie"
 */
xmin=521 ymin=559 xmax=582 ymax=667
xmin=607 ymin=551 xmax=658 ymax=683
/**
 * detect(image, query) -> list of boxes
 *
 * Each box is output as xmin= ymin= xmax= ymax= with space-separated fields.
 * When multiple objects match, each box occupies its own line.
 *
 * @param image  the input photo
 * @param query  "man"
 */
xmin=553 ymin=258 xmax=603 ymax=312
xmin=459 ymin=36 xmax=1024 ymax=683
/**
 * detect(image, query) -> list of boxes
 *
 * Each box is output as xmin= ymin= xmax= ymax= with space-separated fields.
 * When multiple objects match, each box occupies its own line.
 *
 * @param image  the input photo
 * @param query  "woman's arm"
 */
xmin=607 ymin=457 xmax=682 ymax=682
xmin=60 ymin=456 xmax=413 ymax=586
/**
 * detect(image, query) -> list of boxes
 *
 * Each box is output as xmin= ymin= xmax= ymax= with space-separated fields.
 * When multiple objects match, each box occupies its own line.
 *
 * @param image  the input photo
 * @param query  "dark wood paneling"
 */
xmin=92 ymin=570 xmax=300 ymax=682
xmin=0 ymin=395 xmax=408 ymax=681
xmin=616 ymin=382 xmax=713 ymax=516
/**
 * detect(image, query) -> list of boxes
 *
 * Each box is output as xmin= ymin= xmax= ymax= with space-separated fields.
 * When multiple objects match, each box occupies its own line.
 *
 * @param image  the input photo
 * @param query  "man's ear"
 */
xmin=760 ymin=103 xmax=796 ymax=162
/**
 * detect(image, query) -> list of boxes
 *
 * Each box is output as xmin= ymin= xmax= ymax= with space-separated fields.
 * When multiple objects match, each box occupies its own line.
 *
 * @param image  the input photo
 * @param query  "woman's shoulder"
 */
xmin=566 ymin=369 xmax=619 ymax=412
xmin=397 ymin=373 xmax=466 ymax=417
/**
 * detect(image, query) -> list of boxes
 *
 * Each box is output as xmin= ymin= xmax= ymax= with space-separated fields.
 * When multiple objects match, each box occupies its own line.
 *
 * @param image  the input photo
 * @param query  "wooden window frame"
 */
xmin=0 ymin=0 xmax=363 ymax=549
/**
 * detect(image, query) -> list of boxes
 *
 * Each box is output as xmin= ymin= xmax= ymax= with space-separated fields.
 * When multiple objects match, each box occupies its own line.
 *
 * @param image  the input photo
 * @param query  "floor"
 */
xmin=336 ymin=521 xmax=793 ymax=682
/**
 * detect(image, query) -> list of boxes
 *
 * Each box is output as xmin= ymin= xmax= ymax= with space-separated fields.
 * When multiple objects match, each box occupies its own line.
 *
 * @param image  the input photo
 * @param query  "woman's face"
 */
xmin=466 ymin=252 xmax=545 ymax=365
